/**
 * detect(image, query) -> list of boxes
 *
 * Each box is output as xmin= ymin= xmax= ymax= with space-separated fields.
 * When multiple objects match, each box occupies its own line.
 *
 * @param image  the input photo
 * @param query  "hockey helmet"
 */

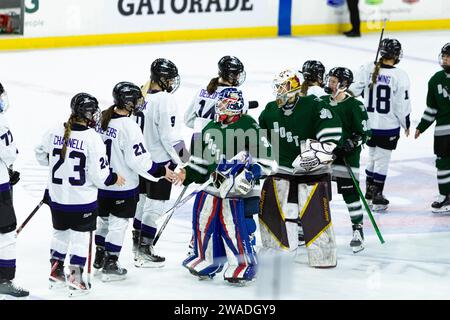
xmin=272 ymin=69 xmax=301 ymax=108
xmin=218 ymin=56 xmax=246 ymax=86
xmin=324 ymin=67 xmax=353 ymax=94
xmin=150 ymin=58 xmax=180 ymax=93
xmin=214 ymin=87 xmax=245 ymax=124
xmin=113 ymin=81 xmax=144 ymax=114
xmin=301 ymin=60 xmax=325 ymax=84
xmin=70 ymin=93 xmax=101 ymax=128
xmin=379 ymin=38 xmax=403 ymax=64
xmin=439 ymin=43 xmax=450 ymax=73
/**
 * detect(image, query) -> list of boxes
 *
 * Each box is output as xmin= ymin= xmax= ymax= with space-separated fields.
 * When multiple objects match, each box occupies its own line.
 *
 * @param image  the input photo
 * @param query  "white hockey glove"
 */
xmin=234 ymin=163 xmax=263 ymax=195
xmin=212 ymin=152 xmax=250 ymax=198
xmin=292 ymin=139 xmax=336 ymax=173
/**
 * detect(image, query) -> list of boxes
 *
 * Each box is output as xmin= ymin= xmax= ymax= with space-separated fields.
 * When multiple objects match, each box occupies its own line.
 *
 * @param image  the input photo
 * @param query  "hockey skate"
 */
xmin=102 ymin=252 xmax=127 ymax=282
xmin=134 ymin=244 xmax=165 ymax=268
xmin=93 ymin=246 xmax=105 ymax=276
xmin=49 ymin=259 xmax=66 ymax=289
xmin=0 ymin=280 xmax=29 ymax=298
xmin=350 ymin=224 xmax=364 ymax=253
xmin=188 ymin=269 xmax=215 ymax=281
xmin=223 ymin=264 xmax=256 ymax=286
xmin=431 ymin=195 xmax=450 ymax=213
xmin=132 ymin=230 xmax=140 ymax=261
xmin=364 ymin=183 xmax=374 ymax=206
xmin=67 ymin=265 xmax=89 ymax=297
xmin=371 ymin=185 xmax=389 ymax=212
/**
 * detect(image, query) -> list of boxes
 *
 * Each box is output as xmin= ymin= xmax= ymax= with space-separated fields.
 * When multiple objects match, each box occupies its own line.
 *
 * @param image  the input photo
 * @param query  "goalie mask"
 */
xmin=218 ymin=55 xmax=246 ymax=86
xmin=113 ymin=81 xmax=144 ymax=115
xmin=150 ymin=58 xmax=180 ymax=93
xmin=324 ymin=67 xmax=353 ymax=96
xmin=439 ymin=43 xmax=450 ymax=73
xmin=0 ymin=83 xmax=10 ymax=113
xmin=214 ymin=87 xmax=245 ymax=124
xmin=70 ymin=93 xmax=101 ymax=128
xmin=272 ymin=69 xmax=301 ymax=108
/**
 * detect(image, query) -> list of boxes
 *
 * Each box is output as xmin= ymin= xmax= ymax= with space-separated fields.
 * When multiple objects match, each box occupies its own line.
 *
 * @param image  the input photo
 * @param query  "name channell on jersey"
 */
xmin=134 ymin=91 xmax=182 ymax=164
xmin=35 ymin=124 xmax=115 ymax=211
xmin=0 ymin=114 xmax=18 ymax=190
xmin=95 ymin=114 xmax=160 ymax=198
xmin=350 ymin=62 xmax=411 ymax=136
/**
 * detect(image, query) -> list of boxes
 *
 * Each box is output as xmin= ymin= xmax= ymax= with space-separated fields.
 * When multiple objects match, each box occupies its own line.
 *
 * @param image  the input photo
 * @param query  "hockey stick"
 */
xmin=87 ymin=230 xmax=93 ymax=289
xmin=153 ymin=178 xmax=212 ymax=246
xmin=374 ymin=18 xmax=388 ymax=64
xmin=343 ymin=158 xmax=385 ymax=244
xmin=16 ymin=199 xmax=44 ymax=235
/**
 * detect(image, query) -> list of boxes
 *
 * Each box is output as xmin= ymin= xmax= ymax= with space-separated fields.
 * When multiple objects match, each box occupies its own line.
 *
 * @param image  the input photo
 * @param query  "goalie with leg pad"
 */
xmin=258 ymin=69 xmax=342 ymax=268
xmin=176 ymin=88 xmax=273 ymax=284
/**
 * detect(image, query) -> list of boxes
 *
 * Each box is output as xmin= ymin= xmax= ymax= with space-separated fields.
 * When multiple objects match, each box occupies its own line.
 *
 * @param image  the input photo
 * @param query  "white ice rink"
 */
xmin=1 ymin=30 xmax=450 ymax=300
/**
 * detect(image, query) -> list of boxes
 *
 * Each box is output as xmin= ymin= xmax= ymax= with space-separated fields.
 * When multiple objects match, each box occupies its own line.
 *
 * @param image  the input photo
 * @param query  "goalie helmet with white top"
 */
xmin=272 ymin=69 xmax=301 ymax=108
xmin=292 ymin=139 xmax=336 ymax=173
xmin=439 ymin=43 xmax=450 ymax=73
xmin=113 ymin=81 xmax=144 ymax=115
xmin=324 ymin=67 xmax=353 ymax=95
xmin=218 ymin=56 xmax=246 ymax=86
xmin=70 ymin=93 xmax=101 ymax=128
xmin=214 ymin=87 xmax=245 ymax=124
xmin=0 ymin=82 xmax=10 ymax=113
xmin=150 ymin=58 xmax=180 ymax=93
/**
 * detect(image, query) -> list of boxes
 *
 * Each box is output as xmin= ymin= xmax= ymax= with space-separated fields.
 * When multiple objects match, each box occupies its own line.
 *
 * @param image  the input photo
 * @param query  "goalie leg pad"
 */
xmin=298 ymin=181 xmax=337 ymax=268
xmin=183 ymin=192 xmax=226 ymax=278
xmin=259 ymin=177 xmax=299 ymax=251
xmin=220 ymin=198 xmax=257 ymax=282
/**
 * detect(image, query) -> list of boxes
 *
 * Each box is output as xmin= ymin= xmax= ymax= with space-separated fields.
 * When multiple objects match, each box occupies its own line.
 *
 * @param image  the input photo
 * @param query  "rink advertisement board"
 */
xmin=292 ymin=0 xmax=450 ymax=35
xmin=0 ymin=0 xmax=449 ymax=49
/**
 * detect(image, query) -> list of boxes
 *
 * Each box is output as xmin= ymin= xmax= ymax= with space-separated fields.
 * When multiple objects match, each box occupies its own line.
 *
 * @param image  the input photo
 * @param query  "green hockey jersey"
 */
xmin=184 ymin=114 xmax=270 ymax=189
xmin=417 ymin=70 xmax=450 ymax=136
xmin=258 ymin=95 xmax=342 ymax=171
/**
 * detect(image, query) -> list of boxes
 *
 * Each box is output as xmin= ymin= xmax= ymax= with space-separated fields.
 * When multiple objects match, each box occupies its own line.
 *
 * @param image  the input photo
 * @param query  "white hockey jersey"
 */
xmin=350 ymin=62 xmax=411 ymax=136
xmin=95 ymin=114 xmax=161 ymax=199
xmin=135 ymin=91 xmax=182 ymax=164
xmin=307 ymin=85 xmax=326 ymax=98
xmin=35 ymin=123 xmax=115 ymax=211
xmin=0 ymin=114 xmax=18 ymax=192
xmin=184 ymin=85 xmax=249 ymax=130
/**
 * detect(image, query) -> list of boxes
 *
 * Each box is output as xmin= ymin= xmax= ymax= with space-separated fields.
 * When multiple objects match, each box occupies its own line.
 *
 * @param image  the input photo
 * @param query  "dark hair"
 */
xmin=101 ymin=105 xmax=115 ymax=131
xmin=207 ymin=77 xmax=220 ymax=95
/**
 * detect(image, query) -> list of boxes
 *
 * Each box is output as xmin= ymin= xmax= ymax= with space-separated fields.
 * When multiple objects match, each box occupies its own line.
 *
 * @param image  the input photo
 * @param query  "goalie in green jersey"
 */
xmin=258 ymin=69 xmax=342 ymax=268
xmin=322 ymin=67 xmax=371 ymax=253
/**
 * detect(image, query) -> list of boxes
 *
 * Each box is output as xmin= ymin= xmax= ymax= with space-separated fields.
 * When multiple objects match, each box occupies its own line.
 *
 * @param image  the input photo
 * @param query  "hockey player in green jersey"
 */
xmin=415 ymin=43 xmax=450 ymax=213
xmin=322 ymin=67 xmax=371 ymax=253
xmin=175 ymin=87 xmax=272 ymax=284
xmin=258 ymin=69 xmax=342 ymax=268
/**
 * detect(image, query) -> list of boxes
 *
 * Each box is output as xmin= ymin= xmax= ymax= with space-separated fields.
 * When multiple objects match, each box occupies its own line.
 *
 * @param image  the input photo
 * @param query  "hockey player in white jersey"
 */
xmin=94 ymin=82 xmax=176 ymax=282
xmin=299 ymin=60 xmax=327 ymax=98
xmin=35 ymin=93 xmax=125 ymax=296
xmin=0 ymin=82 xmax=29 ymax=298
xmin=132 ymin=58 xmax=183 ymax=268
xmin=184 ymin=55 xmax=246 ymax=131
xmin=350 ymin=38 xmax=411 ymax=211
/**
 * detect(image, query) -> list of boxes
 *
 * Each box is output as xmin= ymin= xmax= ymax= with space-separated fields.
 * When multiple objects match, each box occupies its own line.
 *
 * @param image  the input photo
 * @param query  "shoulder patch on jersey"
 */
xmin=319 ymin=108 xmax=333 ymax=119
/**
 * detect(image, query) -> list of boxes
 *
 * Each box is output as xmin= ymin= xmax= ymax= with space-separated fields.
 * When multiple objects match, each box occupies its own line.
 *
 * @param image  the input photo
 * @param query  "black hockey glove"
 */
xmin=8 ymin=168 xmax=20 ymax=186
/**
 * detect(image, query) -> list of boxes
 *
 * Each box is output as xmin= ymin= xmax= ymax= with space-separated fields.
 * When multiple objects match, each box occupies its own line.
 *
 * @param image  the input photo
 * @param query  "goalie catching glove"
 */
xmin=292 ymin=139 xmax=336 ymax=173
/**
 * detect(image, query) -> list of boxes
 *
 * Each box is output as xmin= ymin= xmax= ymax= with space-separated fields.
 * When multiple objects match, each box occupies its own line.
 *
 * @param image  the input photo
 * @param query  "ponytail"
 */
xmin=207 ymin=77 xmax=220 ymax=95
xmin=370 ymin=58 xmax=383 ymax=89
xmin=300 ymin=81 xmax=310 ymax=96
xmin=61 ymin=116 xmax=74 ymax=159
xmin=101 ymin=105 xmax=115 ymax=131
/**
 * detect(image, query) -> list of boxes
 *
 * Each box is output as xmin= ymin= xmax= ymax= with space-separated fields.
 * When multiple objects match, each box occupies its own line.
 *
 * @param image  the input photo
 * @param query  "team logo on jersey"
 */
xmin=437 ymin=84 xmax=450 ymax=100
xmin=83 ymin=212 xmax=92 ymax=218
xmin=116 ymin=200 xmax=125 ymax=205
xmin=319 ymin=108 xmax=333 ymax=119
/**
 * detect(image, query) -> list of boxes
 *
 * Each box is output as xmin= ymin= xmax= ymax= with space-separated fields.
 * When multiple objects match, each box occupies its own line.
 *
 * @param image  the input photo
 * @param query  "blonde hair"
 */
xmin=300 ymin=81 xmax=310 ymax=96
xmin=61 ymin=115 xmax=74 ymax=159
xmin=370 ymin=58 xmax=383 ymax=89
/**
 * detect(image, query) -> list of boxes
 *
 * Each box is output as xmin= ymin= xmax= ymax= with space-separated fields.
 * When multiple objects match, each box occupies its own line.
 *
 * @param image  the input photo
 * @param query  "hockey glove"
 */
xmin=234 ymin=163 xmax=262 ymax=195
xmin=292 ymin=139 xmax=336 ymax=173
xmin=8 ymin=167 xmax=20 ymax=186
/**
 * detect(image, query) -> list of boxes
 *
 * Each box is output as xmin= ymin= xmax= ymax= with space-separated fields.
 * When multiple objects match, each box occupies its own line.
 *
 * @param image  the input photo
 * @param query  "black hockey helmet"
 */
xmin=113 ymin=81 xmax=143 ymax=113
xmin=324 ymin=67 xmax=353 ymax=94
xmin=439 ymin=43 xmax=450 ymax=73
xmin=150 ymin=58 xmax=180 ymax=93
xmin=218 ymin=55 xmax=246 ymax=86
xmin=301 ymin=60 xmax=325 ymax=84
xmin=70 ymin=93 xmax=100 ymax=127
xmin=379 ymin=38 xmax=403 ymax=64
